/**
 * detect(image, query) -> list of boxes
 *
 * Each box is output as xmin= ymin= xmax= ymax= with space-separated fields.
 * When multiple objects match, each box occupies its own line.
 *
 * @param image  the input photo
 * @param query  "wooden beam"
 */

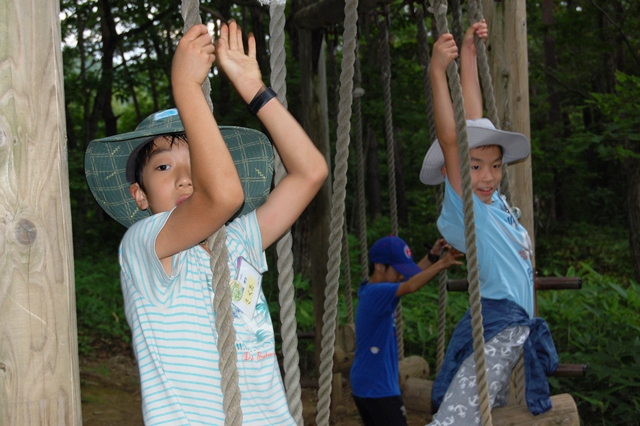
xmin=0 ymin=0 xmax=81 ymax=423
xmin=293 ymin=0 xmax=394 ymax=30
xmin=447 ymin=276 xmax=582 ymax=292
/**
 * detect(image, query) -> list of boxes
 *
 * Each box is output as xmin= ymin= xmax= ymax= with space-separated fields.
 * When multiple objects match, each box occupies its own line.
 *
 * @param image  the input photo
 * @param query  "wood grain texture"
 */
xmin=484 ymin=0 xmax=536 ymax=253
xmin=0 ymin=0 xmax=81 ymax=424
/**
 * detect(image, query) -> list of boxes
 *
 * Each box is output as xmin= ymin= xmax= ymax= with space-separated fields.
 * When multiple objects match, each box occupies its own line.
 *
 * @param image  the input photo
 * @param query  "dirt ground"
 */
xmin=80 ymin=354 xmax=429 ymax=425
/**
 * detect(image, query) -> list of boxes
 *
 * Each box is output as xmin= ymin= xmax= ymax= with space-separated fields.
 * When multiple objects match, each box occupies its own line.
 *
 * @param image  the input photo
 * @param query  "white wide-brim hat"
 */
xmin=419 ymin=118 xmax=530 ymax=186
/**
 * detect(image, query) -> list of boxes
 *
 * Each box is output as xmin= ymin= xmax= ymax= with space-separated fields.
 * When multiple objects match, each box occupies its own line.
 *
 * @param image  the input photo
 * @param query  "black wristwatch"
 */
xmin=428 ymin=252 xmax=440 ymax=264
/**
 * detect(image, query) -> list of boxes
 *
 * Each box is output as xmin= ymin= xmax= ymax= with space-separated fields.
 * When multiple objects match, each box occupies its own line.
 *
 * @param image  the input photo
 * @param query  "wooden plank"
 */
xmin=493 ymin=393 xmax=580 ymax=426
xmin=0 ymin=0 xmax=81 ymax=424
xmin=447 ymin=276 xmax=582 ymax=292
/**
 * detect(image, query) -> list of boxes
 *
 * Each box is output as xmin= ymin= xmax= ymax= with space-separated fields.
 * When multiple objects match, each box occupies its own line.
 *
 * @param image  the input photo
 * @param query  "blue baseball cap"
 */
xmin=369 ymin=236 xmax=422 ymax=278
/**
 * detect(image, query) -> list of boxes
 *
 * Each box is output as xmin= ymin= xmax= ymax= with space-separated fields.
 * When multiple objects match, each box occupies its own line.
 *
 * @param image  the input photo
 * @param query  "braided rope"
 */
xmin=415 ymin=11 xmax=449 ymax=370
xmin=353 ymin=48 xmax=369 ymax=282
xmin=431 ymin=1 xmax=492 ymax=425
xmin=378 ymin=10 xmax=399 ymax=237
xmin=377 ymin=7 xmax=404 ymax=359
xmin=342 ymin=218 xmax=354 ymax=324
xmin=513 ymin=354 xmax=526 ymax=405
xmin=267 ymin=2 xmax=304 ymax=424
xmin=435 ymin=187 xmax=448 ymax=374
xmin=450 ymin=0 xmax=464 ymax=56
xmin=415 ymin=7 xmax=437 ymax=145
xmin=466 ymin=0 xmax=513 ymax=203
xmin=315 ymin=0 xmax=359 ymax=423
xmin=181 ymin=2 xmax=242 ymax=424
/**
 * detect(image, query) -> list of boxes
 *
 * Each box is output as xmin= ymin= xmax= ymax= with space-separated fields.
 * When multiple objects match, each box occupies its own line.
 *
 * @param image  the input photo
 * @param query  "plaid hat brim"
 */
xmin=85 ymin=125 xmax=273 ymax=228
xmin=419 ymin=118 xmax=530 ymax=186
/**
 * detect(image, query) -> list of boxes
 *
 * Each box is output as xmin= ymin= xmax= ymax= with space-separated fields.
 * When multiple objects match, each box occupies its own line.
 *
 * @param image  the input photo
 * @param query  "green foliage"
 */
xmin=539 ymin=265 xmax=640 ymax=425
xmin=75 ymin=255 xmax=130 ymax=356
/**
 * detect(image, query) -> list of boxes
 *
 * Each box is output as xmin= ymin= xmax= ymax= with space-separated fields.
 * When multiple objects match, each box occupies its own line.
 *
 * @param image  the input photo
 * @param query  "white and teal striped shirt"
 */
xmin=119 ymin=210 xmax=294 ymax=425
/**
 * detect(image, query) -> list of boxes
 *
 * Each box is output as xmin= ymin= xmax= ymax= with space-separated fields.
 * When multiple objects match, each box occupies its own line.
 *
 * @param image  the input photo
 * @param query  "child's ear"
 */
xmin=129 ymin=183 xmax=149 ymax=211
xmin=440 ymin=165 xmax=447 ymax=178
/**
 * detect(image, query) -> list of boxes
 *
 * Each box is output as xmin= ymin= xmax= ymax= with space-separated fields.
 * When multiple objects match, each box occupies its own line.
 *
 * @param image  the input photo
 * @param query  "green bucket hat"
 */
xmin=85 ymin=108 xmax=273 ymax=228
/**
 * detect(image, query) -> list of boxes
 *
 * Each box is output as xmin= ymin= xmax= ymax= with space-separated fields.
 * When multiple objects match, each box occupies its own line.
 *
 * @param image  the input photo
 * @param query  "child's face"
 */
xmin=469 ymin=145 xmax=503 ymax=204
xmin=130 ymin=136 xmax=192 ymax=214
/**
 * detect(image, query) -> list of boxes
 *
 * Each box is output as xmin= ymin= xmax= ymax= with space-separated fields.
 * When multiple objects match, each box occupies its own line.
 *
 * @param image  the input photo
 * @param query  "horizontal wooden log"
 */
xmin=493 ymin=393 xmax=579 ymax=425
xmin=398 ymin=355 xmax=430 ymax=387
xmin=554 ymin=363 xmax=587 ymax=377
xmin=401 ymin=377 xmax=433 ymax=414
xmin=447 ymin=276 xmax=582 ymax=292
xmin=293 ymin=0 xmax=394 ymax=30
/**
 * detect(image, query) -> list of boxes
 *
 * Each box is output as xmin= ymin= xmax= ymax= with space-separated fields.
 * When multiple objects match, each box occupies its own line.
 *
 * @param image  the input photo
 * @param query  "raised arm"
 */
xmin=460 ymin=20 xmax=488 ymax=120
xmin=396 ymin=248 xmax=463 ymax=297
xmin=430 ymin=33 xmax=463 ymax=196
xmin=154 ymin=24 xmax=244 ymax=260
xmin=215 ymin=21 xmax=328 ymax=250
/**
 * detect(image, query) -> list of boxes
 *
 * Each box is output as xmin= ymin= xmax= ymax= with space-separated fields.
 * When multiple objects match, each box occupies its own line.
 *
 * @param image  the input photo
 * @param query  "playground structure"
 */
xmin=0 ymin=0 xmax=584 ymax=424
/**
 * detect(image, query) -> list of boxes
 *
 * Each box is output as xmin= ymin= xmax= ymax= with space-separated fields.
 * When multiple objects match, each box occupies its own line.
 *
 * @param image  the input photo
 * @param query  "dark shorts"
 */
xmin=352 ymin=394 xmax=407 ymax=426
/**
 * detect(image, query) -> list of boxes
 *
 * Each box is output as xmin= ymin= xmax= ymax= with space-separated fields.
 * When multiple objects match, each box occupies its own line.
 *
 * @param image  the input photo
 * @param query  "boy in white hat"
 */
xmin=421 ymin=22 xmax=558 ymax=425
xmin=350 ymin=236 xmax=462 ymax=425
xmin=85 ymin=21 xmax=327 ymax=424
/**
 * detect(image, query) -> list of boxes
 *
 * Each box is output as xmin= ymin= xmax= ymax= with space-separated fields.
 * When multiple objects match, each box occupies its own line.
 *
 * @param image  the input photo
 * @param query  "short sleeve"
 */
xmin=119 ymin=210 xmax=179 ymax=305
xmin=437 ymin=177 xmax=490 ymax=253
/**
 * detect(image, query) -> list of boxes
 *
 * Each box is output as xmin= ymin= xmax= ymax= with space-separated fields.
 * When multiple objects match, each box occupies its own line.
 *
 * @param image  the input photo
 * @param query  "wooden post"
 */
xmin=0 ymin=0 xmax=82 ymax=424
xmin=483 ymin=0 xmax=534 ymax=251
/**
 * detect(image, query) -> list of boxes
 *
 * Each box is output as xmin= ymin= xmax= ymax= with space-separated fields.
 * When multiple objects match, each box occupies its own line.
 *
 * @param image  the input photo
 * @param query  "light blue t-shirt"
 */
xmin=437 ymin=178 xmax=535 ymax=317
xmin=119 ymin=210 xmax=295 ymax=425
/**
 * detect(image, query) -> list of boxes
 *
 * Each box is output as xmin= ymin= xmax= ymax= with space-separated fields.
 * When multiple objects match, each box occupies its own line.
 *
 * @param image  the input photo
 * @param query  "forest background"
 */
xmin=61 ymin=0 xmax=639 ymax=424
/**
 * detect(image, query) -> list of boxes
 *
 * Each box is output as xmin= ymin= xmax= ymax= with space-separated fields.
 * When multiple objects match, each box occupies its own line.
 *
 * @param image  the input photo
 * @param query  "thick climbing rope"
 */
xmin=261 ymin=1 xmax=305 ymax=424
xmin=353 ymin=45 xmax=369 ymax=283
xmin=342 ymin=218 xmax=355 ymax=324
xmin=376 ymin=6 xmax=406 ymax=360
xmin=378 ymin=8 xmax=399 ymax=237
xmin=414 ymin=5 xmax=449 ymax=373
xmin=315 ymin=0 xmax=359 ymax=423
xmin=181 ymin=2 xmax=243 ymax=425
xmin=466 ymin=0 xmax=524 ymax=404
xmin=466 ymin=0 xmax=513 ymax=203
xmin=430 ymin=1 xmax=493 ymax=425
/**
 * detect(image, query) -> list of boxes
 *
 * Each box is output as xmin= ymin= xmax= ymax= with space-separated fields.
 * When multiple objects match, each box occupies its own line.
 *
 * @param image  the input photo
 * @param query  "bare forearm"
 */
xmin=460 ymin=46 xmax=483 ymax=119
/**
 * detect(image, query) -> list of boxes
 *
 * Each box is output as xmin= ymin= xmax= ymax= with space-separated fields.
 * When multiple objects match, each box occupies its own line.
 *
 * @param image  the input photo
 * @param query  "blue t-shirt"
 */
xmin=350 ymin=281 xmax=401 ymax=398
xmin=437 ymin=178 xmax=535 ymax=317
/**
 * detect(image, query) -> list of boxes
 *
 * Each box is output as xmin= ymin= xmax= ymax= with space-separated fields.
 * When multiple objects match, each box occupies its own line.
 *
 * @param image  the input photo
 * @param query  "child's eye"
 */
xmin=493 ymin=163 xmax=502 ymax=169
xmin=471 ymin=165 xmax=480 ymax=170
xmin=156 ymin=164 xmax=170 ymax=171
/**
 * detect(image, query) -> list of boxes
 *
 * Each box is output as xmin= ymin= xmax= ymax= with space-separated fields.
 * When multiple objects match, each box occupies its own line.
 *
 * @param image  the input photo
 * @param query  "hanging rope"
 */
xmin=353 ymin=42 xmax=369 ymax=283
xmin=465 ymin=0 xmax=524 ymax=404
xmin=376 ymin=5 xmax=406 ymax=360
xmin=414 ymin=5 xmax=449 ymax=372
xmin=430 ymin=1 xmax=492 ymax=425
xmin=377 ymin=7 xmax=399 ymax=237
xmin=263 ymin=1 xmax=304 ymax=423
xmin=342 ymin=217 xmax=355 ymax=324
xmin=315 ymin=0 xmax=359 ymax=423
xmin=466 ymin=0 xmax=513 ymax=202
xmin=181 ymin=2 xmax=242 ymax=424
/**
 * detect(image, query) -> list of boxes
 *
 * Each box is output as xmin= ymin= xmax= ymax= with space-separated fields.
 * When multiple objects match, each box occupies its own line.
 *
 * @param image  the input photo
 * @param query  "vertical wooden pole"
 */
xmin=483 ymin=0 xmax=535 ymax=257
xmin=0 ymin=0 xmax=82 ymax=424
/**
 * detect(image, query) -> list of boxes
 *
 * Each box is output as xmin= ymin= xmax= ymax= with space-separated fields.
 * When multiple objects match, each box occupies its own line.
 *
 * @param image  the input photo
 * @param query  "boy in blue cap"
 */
xmin=421 ymin=21 xmax=558 ymax=425
xmin=350 ymin=236 xmax=462 ymax=425
xmin=85 ymin=21 xmax=327 ymax=424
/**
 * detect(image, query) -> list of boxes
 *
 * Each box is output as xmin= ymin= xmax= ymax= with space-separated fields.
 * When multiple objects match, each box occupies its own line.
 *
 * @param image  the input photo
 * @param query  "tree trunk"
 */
xmin=293 ymin=10 xmax=332 ymax=371
xmin=0 ymin=0 xmax=82 ymax=423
